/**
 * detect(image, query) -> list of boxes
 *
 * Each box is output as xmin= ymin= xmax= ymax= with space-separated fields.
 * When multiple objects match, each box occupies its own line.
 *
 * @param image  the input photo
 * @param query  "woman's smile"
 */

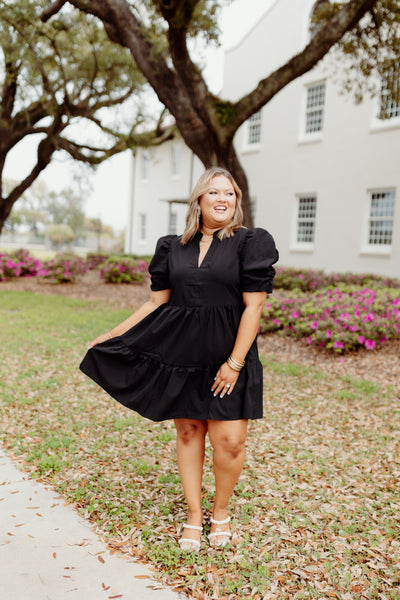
xmin=199 ymin=175 xmax=236 ymax=229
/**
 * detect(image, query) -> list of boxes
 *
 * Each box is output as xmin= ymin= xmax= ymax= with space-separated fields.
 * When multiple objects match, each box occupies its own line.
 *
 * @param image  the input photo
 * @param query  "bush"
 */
xmin=260 ymin=284 xmax=400 ymax=352
xmin=98 ymin=256 xmax=148 ymax=284
xmin=274 ymin=266 xmax=400 ymax=292
xmin=43 ymin=253 xmax=88 ymax=283
xmin=85 ymin=252 xmax=109 ymax=270
xmin=0 ymin=249 xmax=46 ymax=281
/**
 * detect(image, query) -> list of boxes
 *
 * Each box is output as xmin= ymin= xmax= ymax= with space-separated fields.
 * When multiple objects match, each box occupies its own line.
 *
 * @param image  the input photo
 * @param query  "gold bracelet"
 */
xmin=230 ymin=354 xmax=245 ymax=367
xmin=227 ymin=354 xmax=245 ymax=372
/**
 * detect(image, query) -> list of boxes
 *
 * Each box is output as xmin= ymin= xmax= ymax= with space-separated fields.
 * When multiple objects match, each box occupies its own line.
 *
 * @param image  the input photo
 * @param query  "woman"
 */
xmin=80 ymin=167 xmax=278 ymax=551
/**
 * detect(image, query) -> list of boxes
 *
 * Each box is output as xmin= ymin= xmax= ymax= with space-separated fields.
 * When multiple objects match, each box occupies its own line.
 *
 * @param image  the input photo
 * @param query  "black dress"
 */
xmin=79 ymin=227 xmax=278 ymax=422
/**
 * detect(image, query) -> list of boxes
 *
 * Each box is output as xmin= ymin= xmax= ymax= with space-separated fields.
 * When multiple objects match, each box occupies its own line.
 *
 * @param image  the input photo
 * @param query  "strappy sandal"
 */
xmin=178 ymin=524 xmax=203 ymax=552
xmin=208 ymin=516 xmax=231 ymax=548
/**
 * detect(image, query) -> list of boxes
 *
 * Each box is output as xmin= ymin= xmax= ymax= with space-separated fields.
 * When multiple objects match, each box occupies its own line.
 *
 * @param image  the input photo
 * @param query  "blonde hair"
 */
xmin=181 ymin=167 xmax=243 ymax=245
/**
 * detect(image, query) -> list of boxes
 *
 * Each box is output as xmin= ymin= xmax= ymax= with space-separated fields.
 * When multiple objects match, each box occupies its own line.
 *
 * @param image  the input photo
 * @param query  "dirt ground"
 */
xmin=2 ymin=271 xmax=399 ymax=389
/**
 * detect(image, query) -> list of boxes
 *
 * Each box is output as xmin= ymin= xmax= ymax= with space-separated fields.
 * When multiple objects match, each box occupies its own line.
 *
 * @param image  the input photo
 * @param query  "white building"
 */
xmin=125 ymin=0 xmax=400 ymax=278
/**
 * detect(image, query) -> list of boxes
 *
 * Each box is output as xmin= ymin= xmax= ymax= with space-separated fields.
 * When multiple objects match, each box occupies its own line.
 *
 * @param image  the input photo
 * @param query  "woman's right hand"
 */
xmin=87 ymin=331 xmax=112 ymax=350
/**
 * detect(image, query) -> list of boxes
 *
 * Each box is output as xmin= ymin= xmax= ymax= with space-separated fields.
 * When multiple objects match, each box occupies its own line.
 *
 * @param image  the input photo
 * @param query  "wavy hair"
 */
xmin=181 ymin=167 xmax=243 ymax=245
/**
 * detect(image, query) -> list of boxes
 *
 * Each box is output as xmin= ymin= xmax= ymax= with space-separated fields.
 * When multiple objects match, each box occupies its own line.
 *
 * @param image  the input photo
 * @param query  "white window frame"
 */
xmin=370 ymin=67 xmax=400 ymax=133
xmin=361 ymin=189 xmax=395 ymax=255
xmin=242 ymin=111 xmax=262 ymax=151
xmin=138 ymin=213 xmax=147 ymax=242
xmin=171 ymin=143 xmax=181 ymax=179
xmin=298 ymin=80 xmax=326 ymax=144
xmin=291 ymin=194 xmax=318 ymax=252
xmin=141 ymin=150 xmax=150 ymax=181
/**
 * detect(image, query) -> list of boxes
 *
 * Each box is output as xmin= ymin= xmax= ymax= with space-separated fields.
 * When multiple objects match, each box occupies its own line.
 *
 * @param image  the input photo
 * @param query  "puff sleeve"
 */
xmin=239 ymin=228 xmax=279 ymax=293
xmin=148 ymin=235 xmax=174 ymax=291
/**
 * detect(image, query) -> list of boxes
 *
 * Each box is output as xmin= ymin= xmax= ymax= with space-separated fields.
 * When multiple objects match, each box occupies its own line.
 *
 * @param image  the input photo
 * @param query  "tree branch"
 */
xmin=230 ymin=0 xmax=379 ymax=132
xmin=0 ymin=60 xmax=19 ymax=122
xmin=57 ymin=122 xmax=176 ymax=164
xmin=41 ymin=0 xmax=68 ymax=22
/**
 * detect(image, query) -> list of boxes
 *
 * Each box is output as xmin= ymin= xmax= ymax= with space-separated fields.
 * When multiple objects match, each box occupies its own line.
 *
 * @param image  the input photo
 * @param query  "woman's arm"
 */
xmin=211 ymin=291 xmax=267 ymax=398
xmin=88 ymin=289 xmax=171 ymax=349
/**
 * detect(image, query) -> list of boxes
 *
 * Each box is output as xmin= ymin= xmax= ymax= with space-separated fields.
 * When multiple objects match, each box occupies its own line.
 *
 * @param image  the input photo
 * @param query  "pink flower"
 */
xmin=340 ymin=312 xmax=351 ymax=322
xmin=364 ymin=339 xmax=376 ymax=350
xmin=291 ymin=311 xmax=299 ymax=318
xmin=326 ymin=329 xmax=332 ymax=338
xmin=333 ymin=341 xmax=344 ymax=349
xmin=311 ymin=320 xmax=318 ymax=330
xmin=306 ymin=336 xmax=313 ymax=344
xmin=358 ymin=336 xmax=365 ymax=344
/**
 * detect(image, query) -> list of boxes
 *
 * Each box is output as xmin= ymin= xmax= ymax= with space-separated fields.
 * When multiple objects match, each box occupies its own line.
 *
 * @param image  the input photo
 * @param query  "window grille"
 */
xmin=247 ymin=111 xmax=262 ymax=146
xmin=379 ymin=66 xmax=400 ymax=120
xmin=297 ymin=196 xmax=317 ymax=243
xmin=169 ymin=212 xmax=177 ymax=235
xmin=367 ymin=191 xmax=395 ymax=246
xmin=305 ymin=83 xmax=325 ymax=134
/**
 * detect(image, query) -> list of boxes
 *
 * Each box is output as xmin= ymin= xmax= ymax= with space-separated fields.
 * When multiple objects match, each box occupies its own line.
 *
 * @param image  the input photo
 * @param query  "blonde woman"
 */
xmin=80 ymin=167 xmax=278 ymax=551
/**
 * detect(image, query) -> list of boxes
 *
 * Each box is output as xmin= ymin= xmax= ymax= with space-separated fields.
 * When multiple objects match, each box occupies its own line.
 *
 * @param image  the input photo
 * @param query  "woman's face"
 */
xmin=198 ymin=175 xmax=236 ymax=230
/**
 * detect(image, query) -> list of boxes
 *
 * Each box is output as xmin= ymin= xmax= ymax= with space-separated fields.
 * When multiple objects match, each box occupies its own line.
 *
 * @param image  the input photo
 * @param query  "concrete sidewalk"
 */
xmin=0 ymin=448 xmax=184 ymax=600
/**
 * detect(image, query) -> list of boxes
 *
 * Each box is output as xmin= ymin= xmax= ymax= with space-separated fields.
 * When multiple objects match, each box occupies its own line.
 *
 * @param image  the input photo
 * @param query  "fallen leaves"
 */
xmin=1 ymin=290 xmax=400 ymax=599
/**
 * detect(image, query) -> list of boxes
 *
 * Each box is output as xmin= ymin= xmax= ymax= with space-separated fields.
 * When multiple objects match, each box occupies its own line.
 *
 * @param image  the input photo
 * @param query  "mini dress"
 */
xmin=79 ymin=227 xmax=278 ymax=422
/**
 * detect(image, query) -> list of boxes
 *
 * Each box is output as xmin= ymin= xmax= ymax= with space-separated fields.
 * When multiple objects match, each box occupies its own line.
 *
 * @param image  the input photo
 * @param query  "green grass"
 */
xmin=0 ymin=289 xmax=399 ymax=599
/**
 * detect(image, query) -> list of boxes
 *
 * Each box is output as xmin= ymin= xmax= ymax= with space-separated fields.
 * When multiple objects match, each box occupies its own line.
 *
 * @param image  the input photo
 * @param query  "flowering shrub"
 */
xmin=43 ymin=253 xmax=88 ymax=283
xmin=0 ymin=249 xmax=46 ymax=281
xmin=260 ymin=285 xmax=400 ymax=352
xmin=85 ymin=253 xmax=109 ymax=270
xmin=274 ymin=266 xmax=400 ymax=292
xmin=98 ymin=256 xmax=148 ymax=284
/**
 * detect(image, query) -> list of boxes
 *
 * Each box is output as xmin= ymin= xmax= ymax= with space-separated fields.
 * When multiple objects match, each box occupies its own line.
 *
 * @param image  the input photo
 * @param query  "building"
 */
xmin=125 ymin=0 xmax=400 ymax=278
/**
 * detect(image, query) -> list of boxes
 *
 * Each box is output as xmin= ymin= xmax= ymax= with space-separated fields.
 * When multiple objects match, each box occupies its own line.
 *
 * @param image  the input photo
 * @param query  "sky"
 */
xmin=5 ymin=0 xmax=274 ymax=231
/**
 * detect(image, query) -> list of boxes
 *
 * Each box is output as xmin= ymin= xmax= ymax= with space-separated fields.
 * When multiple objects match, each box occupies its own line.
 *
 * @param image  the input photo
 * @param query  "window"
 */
xmin=141 ymin=150 xmax=150 ymax=180
xmin=367 ymin=191 xmax=395 ymax=247
xmin=246 ymin=111 xmax=262 ymax=146
xmin=305 ymin=83 xmax=326 ymax=134
xmin=378 ymin=66 xmax=400 ymax=120
xmin=296 ymin=196 xmax=317 ymax=244
xmin=139 ymin=213 xmax=147 ymax=241
xmin=171 ymin=144 xmax=181 ymax=177
xmin=169 ymin=211 xmax=177 ymax=235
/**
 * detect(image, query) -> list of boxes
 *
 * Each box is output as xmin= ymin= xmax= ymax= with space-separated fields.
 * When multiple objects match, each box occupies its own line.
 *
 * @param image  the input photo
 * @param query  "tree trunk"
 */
xmin=0 ymin=196 xmax=14 ymax=235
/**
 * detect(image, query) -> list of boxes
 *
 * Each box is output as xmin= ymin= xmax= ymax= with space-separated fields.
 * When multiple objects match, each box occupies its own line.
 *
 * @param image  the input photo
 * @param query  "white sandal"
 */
xmin=208 ymin=516 xmax=231 ymax=548
xmin=178 ymin=524 xmax=203 ymax=552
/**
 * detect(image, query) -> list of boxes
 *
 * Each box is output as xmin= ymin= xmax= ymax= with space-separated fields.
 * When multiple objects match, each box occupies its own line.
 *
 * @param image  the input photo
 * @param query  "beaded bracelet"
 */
xmin=226 ymin=354 xmax=245 ymax=372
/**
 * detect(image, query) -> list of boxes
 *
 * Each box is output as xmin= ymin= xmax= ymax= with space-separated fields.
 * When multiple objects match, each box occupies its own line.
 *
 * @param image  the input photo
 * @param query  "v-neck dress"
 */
xmin=79 ymin=227 xmax=278 ymax=422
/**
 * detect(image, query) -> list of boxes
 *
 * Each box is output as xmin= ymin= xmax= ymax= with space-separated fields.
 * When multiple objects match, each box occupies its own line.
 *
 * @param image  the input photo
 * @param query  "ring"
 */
xmin=226 ymin=384 xmax=231 ymax=388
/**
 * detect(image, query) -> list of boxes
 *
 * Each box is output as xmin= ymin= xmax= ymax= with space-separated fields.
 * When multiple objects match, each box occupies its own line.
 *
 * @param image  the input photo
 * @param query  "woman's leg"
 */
xmin=174 ymin=418 xmax=208 ymax=548
xmin=207 ymin=419 xmax=248 ymax=542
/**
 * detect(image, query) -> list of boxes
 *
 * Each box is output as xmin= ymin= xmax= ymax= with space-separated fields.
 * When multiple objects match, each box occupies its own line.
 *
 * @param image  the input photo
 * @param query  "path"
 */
xmin=0 ymin=448 xmax=184 ymax=600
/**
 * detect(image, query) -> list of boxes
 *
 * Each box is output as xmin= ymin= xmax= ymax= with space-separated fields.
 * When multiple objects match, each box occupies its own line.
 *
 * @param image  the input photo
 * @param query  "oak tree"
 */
xmin=0 ymin=0 xmax=174 ymax=233
xmin=39 ymin=0 xmax=400 ymax=226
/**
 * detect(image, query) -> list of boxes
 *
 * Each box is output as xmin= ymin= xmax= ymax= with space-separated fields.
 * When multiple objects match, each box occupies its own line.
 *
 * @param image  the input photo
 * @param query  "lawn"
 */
xmin=0 ymin=290 xmax=399 ymax=599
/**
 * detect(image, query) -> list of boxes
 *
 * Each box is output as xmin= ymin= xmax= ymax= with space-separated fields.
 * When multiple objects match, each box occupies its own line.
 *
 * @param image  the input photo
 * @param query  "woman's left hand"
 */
xmin=212 ymin=362 xmax=240 ymax=398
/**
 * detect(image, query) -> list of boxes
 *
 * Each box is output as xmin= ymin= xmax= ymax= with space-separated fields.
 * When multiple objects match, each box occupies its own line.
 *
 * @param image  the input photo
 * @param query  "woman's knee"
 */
xmin=213 ymin=433 xmax=246 ymax=460
xmin=175 ymin=419 xmax=207 ymax=444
